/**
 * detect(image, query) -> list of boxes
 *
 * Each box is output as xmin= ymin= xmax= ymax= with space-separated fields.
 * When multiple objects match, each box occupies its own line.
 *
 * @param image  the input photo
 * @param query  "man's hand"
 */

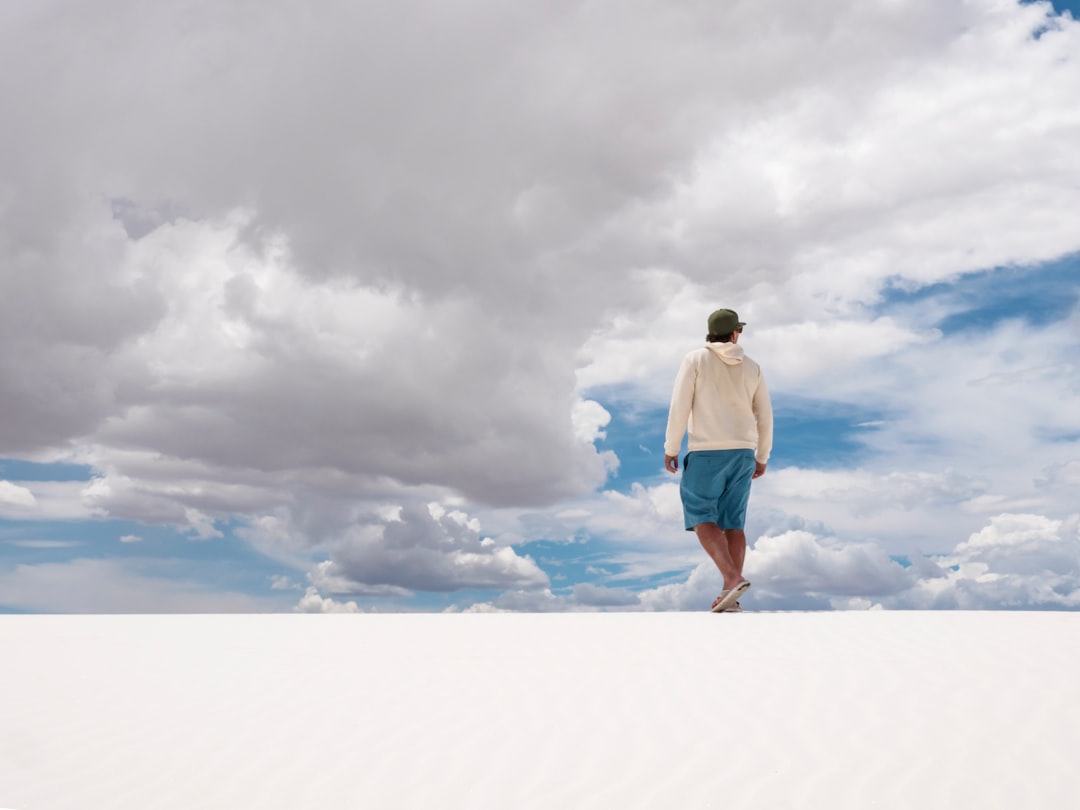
xmin=664 ymin=455 xmax=679 ymax=473
xmin=753 ymin=461 xmax=767 ymax=479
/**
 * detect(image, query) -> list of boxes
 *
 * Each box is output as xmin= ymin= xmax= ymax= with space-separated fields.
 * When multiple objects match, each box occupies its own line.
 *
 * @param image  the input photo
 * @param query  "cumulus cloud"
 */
xmin=55 ymin=216 xmax=613 ymax=512
xmin=892 ymin=513 xmax=1080 ymax=609
xmin=305 ymin=503 xmax=549 ymax=596
xmin=293 ymin=587 xmax=361 ymax=614
xmin=629 ymin=512 xmax=1080 ymax=611
xmin=571 ymin=399 xmax=613 ymax=444
xmin=747 ymin=531 xmax=913 ymax=599
xmin=636 ymin=562 xmax=738 ymax=612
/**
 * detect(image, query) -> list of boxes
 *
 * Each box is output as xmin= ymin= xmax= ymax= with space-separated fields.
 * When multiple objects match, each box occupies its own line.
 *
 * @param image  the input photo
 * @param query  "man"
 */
xmin=664 ymin=308 xmax=773 ymax=613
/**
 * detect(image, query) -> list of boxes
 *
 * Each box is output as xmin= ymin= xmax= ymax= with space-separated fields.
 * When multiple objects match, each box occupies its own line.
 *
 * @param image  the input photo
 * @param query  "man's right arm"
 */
xmin=752 ymin=373 xmax=773 ymax=469
xmin=664 ymin=354 xmax=696 ymax=472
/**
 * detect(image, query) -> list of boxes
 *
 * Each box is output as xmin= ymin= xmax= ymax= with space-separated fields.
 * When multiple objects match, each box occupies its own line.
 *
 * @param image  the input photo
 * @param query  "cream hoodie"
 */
xmin=664 ymin=342 xmax=773 ymax=463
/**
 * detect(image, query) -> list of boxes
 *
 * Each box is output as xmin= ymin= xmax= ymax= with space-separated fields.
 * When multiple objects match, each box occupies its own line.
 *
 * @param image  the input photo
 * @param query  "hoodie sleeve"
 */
xmin=752 ymin=372 xmax=773 ymax=464
xmin=664 ymin=353 xmax=697 ymax=457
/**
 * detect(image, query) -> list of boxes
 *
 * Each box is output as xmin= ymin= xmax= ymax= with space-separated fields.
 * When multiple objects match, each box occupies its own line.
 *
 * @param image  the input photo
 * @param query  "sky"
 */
xmin=1 ymin=0 xmax=1078 ymax=613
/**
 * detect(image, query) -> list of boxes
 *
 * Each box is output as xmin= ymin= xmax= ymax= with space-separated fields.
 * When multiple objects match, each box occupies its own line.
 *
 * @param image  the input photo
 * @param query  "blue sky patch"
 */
xmin=1032 ymin=0 xmax=1080 ymax=17
xmin=878 ymin=253 xmax=1079 ymax=335
xmin=768 ymin=396 xmax=887 ymax=469
xmin=594 ymin=403 xmax=668 ymax=492
xmin=0 ymin=517 xmax=297 ymax=607
xmin=1022 ymin=0 xmax=1080 ymax=38
xmin=0 ymin=459 xmax=95 ymax=482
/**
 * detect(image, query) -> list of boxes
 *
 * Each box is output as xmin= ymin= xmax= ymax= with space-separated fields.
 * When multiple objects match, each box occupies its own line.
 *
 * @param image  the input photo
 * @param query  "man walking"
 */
xmin=664 ymin=308 xmax=773 ymax=612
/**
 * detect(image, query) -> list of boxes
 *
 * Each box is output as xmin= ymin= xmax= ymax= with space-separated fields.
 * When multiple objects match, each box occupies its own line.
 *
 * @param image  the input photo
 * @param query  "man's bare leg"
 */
xmin=693 ymin=522 xmax=747 ymax=590
xmin=724 ymin=529 xmax=747 ymax=578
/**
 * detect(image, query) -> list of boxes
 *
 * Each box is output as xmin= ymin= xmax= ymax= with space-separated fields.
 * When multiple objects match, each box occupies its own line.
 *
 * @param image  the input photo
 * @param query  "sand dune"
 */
xmin=2 ymin=612 xmax=1077 ymax=809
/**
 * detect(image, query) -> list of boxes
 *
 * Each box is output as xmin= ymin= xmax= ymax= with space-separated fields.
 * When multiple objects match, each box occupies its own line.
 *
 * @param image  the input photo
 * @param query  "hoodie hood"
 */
xmin=705 ymin=342 xmax=745 ymax=365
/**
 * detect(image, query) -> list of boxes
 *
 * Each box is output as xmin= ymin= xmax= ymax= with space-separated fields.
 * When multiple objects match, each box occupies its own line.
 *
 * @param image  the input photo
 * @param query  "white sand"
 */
xmin=2 ymin=612 xmax=1078 ymax=809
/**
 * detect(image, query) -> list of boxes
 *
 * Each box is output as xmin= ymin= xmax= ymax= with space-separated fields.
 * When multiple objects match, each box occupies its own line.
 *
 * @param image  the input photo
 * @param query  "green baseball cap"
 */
xmin=707 ymin=308 xmax=746 ymax=335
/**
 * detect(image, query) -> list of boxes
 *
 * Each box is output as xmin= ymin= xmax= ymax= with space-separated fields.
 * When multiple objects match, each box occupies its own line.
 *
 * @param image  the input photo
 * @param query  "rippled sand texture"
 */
xmin=2 ymin=612 xmax=1078 ymax=809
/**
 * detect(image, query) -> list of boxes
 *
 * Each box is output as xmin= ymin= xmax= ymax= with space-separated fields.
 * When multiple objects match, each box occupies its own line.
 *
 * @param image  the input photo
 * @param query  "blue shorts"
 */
xmin=679 ymin=449 xmax=756 ymax=531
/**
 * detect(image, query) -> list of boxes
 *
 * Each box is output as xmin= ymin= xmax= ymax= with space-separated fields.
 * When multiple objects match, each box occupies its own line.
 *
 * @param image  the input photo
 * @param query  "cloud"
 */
xmin=635 ymin=562 xmax=732 ymax=612
xmin=66 ymin=216 xmax=613 ymax=511
xmin=184 ymin=508 xmax=224 ymax=541
xmin=1039 ymin=459 xmax=1080 ymax=485
xmin=0 ymin=482 xmax=36 ymax=507
xmin=748 ymin=531 xmax=914 ymax=598
xmin=0 ymin=481 xmax=100 ymax=521
xmin=458 ymin=588 xmax=570 ymax=613
xmin=571 ymin=399 xmax=613 ymax=444
xmin=597 ymin=483 xmax=685 ymax=537
xmin=750 ymin=319 xmax=926 ymax=390
xmin=306 ymin=503 xmax=549 ymax=595
xmin=761 ymin=468 xmax=988 ymax=514
xmin=630 ymin=532 xmax=907 ymax=612
xmin=631 ymin=512 xmax=1080 ymax=611
xmin=5 ymin=540 xmax=82 ymax=550
xmin=897 ymin=513 xmax=1080 ymax=609
xmin=293 ymin=587 xmax=361 ymax=614
xmin=271 ymin=575 xmax=298 ymax=591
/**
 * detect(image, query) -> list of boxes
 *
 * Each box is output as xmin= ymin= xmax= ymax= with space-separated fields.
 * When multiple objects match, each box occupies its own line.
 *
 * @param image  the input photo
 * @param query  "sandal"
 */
xmin=710 ymin=580 xmax=750 ymax=612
